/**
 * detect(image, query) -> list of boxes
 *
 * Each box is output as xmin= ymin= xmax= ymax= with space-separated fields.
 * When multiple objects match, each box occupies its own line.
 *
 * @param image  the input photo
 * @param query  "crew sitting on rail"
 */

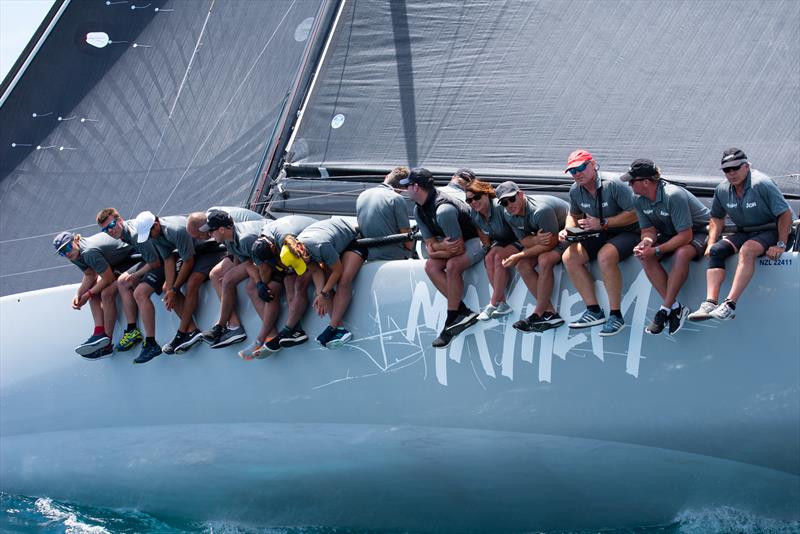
xmin=95 ymin=207 xmax=162 ymax=354
xmin=240 ymin=215 xmax=317 ymax=359
xmin=356 ymin=166 xmax=415 ymax=261
xmin=464 ymin=179 xmax=518 ymax=321
xmin=497 ymin=181 xmax=569 ymax=334
xmin=53 ymin=230 xmax=135 ymax=359
xmin=623 ymin=159 xmax=710 ymax=336
xmin=560 ymin=150 xmax=640 ymax=336
xmin=402 ymin=167 xmax=485 ymax=348
xmin=688 ymin=148 xmax=795 ymax=322
xmin=438 ymin=167 xmax=476 ymax=202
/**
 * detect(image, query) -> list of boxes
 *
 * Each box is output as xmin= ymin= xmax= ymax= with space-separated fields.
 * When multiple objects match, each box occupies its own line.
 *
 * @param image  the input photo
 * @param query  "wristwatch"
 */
xmin=601 ymin=218 xmax=608 ymax=230
xmin=776 ymin=241 xmax=786 ymax=249
xmin=320 ymin=290 xmax=332 ymax=299
xmin=654 ymin=246 xmax=662 ymax=258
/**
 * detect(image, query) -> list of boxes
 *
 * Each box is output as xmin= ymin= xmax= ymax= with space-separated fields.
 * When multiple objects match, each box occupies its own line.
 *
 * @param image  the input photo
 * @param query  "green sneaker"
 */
xmin=116 ymin=328 xmax=144 ymax=352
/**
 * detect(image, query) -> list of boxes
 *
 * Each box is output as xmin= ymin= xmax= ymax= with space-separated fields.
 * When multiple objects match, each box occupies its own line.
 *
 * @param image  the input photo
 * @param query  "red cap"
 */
xmin=564 ymin=149 xmax=593 ymax=172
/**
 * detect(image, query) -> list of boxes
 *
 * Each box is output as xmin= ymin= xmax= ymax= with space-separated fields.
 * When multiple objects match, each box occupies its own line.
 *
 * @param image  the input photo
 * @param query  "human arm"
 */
xmin=766 ymin=209 xmax=793 ymax=260
xmin=72 ymin=270 xmax=97 ymax=309
xmin=704 ymin=217 xmax=725 ymax=256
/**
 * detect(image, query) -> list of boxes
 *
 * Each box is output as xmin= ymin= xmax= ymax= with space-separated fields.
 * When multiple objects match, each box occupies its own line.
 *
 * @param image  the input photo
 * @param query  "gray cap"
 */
xmin=494 ymin=181 xmax=520 ymax=199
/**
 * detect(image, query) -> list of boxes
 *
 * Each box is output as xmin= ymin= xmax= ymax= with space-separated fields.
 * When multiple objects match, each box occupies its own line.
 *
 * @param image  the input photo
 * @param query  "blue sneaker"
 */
xmin=599 ymin=315 xmax=624 ymax=337
xmin=569 ymin=308 xmax=606 ymax=329
xmin=83 ymin=344 xmax=114 ymax=360
xmin=325 ymin=327 xmax=353 ymax=349
xmin=133 ymin=340 xmax=162 ymax=364
xmin=316 ymin=326 xmax=336 ymax=346
xmin=75 ymin=333 xmax=111 ymax=356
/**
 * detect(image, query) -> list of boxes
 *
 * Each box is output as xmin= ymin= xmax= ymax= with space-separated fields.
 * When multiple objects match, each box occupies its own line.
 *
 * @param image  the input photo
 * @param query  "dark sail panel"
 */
xmin=0 ymin=0 xmax=325 ymax=295
xmin=287 ymin=0 xmax=799 ymax=180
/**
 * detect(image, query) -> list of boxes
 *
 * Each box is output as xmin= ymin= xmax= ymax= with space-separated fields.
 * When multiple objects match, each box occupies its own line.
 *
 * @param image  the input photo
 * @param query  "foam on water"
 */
xmin=2 ymin=493 xmax=800 ymax=533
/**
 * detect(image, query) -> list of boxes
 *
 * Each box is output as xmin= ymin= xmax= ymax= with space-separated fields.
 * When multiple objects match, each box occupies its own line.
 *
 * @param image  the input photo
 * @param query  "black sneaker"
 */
xmin=83 ymin=344 xmax=114 ymax=360
xmin=202 ymin=324 xmax=225 ymax=345
xmin=316 ymin=325 xmax=337 ymax=347
xmin=175 ymin=329 xmax=204 ymax=353
xmin=646 ymin=309 xmax=669 ymax=335
xmin=75 ymin=333 xmax=111 ymax=356
xmin=432 ymin=328 xmax=454 ymax=348
xmin=162 ymin=331 xmax=187 ymax=354
xmin=280 ymin=326 xmax=309 ymax=348
xmin=444 ymin=310 xmax=479 ymax=336
xmin=211 ymin=325 xmax=247 ymax=348
xmin=668 ymin=305 xmax=690 ymax=336
xmin=134 ymin=341 xmax=162 ymax=364
xmin=513 ymin=313 xmax=542 ymax=332
xmin=540 ymin=311 xmax=565 ymax=328
xmin=264 ymin=334 xmax=283 ymax=352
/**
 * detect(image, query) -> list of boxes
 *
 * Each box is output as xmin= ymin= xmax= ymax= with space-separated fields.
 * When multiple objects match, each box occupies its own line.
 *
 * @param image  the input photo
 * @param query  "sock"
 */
xmin=725 ymin=299 xmax=736 ymax=309
xmin=670 ymin=301 xmax=680 ymax=310
xmin=587 ymin=304 xmax=601 ymax=313
xmin=610 ymin=309 xmax=622 ymax=318
xmin=458 ymin=301 xmax=469 ymax=314
xmin=93 ymin=326 xmax=106 ymax=336
xmin=126 ymin=323 xmax=137 ymax=332
xmin=446 ymin=309 xmax=459 ymax=325
xmin=659 ymin=305 xmax=671 ymax=313
xmin=705 ymin=299 xmax=718 ymax=305
xmin=145 ymin=336 xmax=156 ymax=345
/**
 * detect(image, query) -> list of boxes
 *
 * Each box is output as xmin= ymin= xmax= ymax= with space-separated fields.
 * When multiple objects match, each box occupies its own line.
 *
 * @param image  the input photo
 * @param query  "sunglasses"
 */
xmin=499 ymin=195 xmax=517 ymax=207
xmin=100 ymin=216 xmax=119 ymax=233
xmin=723 ymin=164 xmax=744 ymax=174
xmin=58 ymin=241 xmax=73 ymax=257
xmin=465 ymin=192 xmax=483 ymax=204
xmin=568 ymin=162 xmax=590 ymax=176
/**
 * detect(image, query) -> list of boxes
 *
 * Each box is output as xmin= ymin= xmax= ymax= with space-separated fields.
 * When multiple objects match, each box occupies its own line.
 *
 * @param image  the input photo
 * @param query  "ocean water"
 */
xmin=2 ymin=493 xmax=799 ymax=534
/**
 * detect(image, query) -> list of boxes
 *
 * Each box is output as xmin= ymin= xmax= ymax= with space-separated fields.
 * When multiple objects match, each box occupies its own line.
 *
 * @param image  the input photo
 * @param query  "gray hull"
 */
xmin=1 ymin=254 xmax=798 ymax=530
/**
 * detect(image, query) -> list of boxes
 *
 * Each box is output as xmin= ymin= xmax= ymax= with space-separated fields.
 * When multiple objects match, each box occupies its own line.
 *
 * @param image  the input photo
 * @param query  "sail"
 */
xmin=0 ymin=0 xmax=328 ymax=296
xmin=286 ymin=0 xmax=800 ymax=182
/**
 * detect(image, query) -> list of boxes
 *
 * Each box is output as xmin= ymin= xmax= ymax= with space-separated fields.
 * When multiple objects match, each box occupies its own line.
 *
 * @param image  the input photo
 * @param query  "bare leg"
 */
xmin=726 ymin=240 xmax=765 ymax=303
xmin=597 ymin=245 xmax=623 ymax=310
xmin=285 ymin=274 xmax=311 ymax=328
xmin=219 ymin=264 xmax=249 ymax=327
xmin=424 ymin=258 xmax=448 ymax=297
xmin=705 ymin=268 xmax=726 ymax=302
xmin=100 ymin=282 xmax=119 ymax=338
xmin=563 ymin=245 xmax=598 ymax=307
xmin=330 ymin=251 xmax=365 ymax=327
xmin=663 ymin=245 xmax=697 ymax=307
xmin=639 ymin=255 xmax=669 ymax=302
xmin=256 ymin=280 xmax=283 ymax=341
xmin=88 ymin=294 xmax=104 ymax=328
xmin=490 ymin=245 xmax=516 ymax=305
xmin=245 ymin=279 xmax=265 ymax=317
xmin=117 ymin=272 xmax=139 ymax=325
xmin=515 ymin=257 xmax=540 ymax=298
xmin=179 ymin=273 xmax=206 ymax=332
xmin=533 ymin=250 xmax=561 ymax=315
xmin=134 ymin=284 xmax=157 ymax=337
xmin=445 ymin=254 xmax=471 ymax=310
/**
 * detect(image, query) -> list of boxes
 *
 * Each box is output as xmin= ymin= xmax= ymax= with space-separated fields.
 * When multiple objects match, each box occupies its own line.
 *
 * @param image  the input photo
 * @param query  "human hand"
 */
xmin=256 ymin=281 xmax=273 ymax=302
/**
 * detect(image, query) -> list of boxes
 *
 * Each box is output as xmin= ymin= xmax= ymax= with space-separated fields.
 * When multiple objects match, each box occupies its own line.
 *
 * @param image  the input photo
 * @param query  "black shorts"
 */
xmin=345 ymin=240 xmax=369 ymax=261
xmin=271 ymin=267 xmax=287 ymax=284
xmin=657 ymin=232 xmax=708 ymax=261
xmin=723 ymin=230 xmax=778 ymax=253
xmin=192 ymin=249 xmax=227 ymax=277
xmin=114 ymin=258 xmax=142 ymax=277
xmin=141 ymin=266 xmax=167 ymax=295
xmin=578 ymin=231 xmax=639 ymax=261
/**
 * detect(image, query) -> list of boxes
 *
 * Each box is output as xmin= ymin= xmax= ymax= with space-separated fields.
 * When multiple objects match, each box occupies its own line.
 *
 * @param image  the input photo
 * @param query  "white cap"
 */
xmin=134 ymin=211 xmax=156 ymax=243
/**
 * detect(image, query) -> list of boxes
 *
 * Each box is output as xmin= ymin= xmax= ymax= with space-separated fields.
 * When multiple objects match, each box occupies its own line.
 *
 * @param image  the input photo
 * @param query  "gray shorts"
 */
xmin=465 ymin=237 xmax=486 ymax=267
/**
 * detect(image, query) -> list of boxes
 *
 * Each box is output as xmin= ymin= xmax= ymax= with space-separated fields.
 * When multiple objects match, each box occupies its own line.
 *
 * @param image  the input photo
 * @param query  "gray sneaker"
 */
xmin=599 ymin=315 xmax=625 ymax=337
xmin=492 ymin=302 xmax=513 ymax=317
xmin=477 ymin=304 xmax=497 ymax=321
xmin=709 ymin=300 xmax=736 ymax=321
xmin=211 ymin=325 xmax=247 ymax=348
xmin=688 ymin=300 xmax=718 ymax=322
xmin=569 ymin=308 xmax=606 ymax=329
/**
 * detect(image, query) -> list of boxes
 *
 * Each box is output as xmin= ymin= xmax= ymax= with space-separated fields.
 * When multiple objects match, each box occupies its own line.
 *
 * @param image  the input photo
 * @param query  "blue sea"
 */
xmin=2 ymin=493 xmax=798 ymax=534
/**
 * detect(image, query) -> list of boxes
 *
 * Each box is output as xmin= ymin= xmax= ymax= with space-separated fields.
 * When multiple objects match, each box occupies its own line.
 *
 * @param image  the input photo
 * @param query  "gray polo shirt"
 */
xmin=504 ymin=195 xmax=569 ymax=241
xmin=438 ymin=184 xmax=466 ymax=202
xmin=119 ymin=220 xmax=159 ymax=264
xmin=297 ymin=217 xmax=358 ymax=267
xmin=208 ymin=206 xmax=264 ymax=223
xmin=469 ymin=199 xmax=517 ymax=243
xmin=710 ymin=169 xmax=792 ymax=228
xmin=635 ymin=181 xmax=710 ymax=237
xmin=569 ymin=177 xmax=637 ymax=231
xmin=151 ymin=215 xmax=197 ymax=261
xmin=71 ymin=232 xmax=133 ymax=274
xmin=356 ymin=183 xmax=412 ymax=261
xmin=224 ymin=220 xmax=265 ymax=262
xmin=416 ymin=203 xmax=466 ymax=241
xmin=254 ymin=216 xmax=317 ymax=266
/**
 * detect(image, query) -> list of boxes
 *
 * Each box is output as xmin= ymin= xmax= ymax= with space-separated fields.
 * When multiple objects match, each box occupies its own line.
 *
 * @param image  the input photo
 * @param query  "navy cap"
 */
xmin=199 ymin=209 xmax=233 ymax=232
xmin=620 ymin=159 xmax=658 ymax=182
xmin=399 ymin=167 xmax=435 ymax=188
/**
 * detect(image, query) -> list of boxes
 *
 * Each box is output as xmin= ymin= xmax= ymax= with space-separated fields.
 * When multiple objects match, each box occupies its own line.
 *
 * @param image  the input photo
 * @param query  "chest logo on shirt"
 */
xmin=745 ymin=201 xmax=757 ymax=209
xmin=580 ymin=202 xmax=591 ymax=209
xmin=726 ymin=202 xmax=738 ymax=209
xmin=659 ymin=211 xmax=669 ymax=217
xmin=643 ymin=209 xmax=653 ymax=215
xmin=602 ymin=201 xmax=609 ymax=207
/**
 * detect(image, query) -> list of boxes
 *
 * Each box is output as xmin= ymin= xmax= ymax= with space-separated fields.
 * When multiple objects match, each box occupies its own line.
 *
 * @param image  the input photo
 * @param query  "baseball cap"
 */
xmin=399 ymin=167 xmax=435 ymax=188
xmin=251 ymin=235 xmax=277 ymax=264
xmin=199 ymin=209 xmax=233 ymax=232
xmin=279 ymin=244 xmax=307 ymax=276
xmin=620 ymin=159 xmax=658 ymax=182
xmin=134 ymin=211 xmax=156 ymax=243
xmin=453 ymin=168 xmax=476 ymax=183
xmin=53 ymin=231 xmax=75 ymax=253
xmin=564 ymin=149 xmax=594 ymax=172
xmin=720 ymin=148 xmax=748 ymax=170
xmin=494 ymin=181 xmax=521 ymax=199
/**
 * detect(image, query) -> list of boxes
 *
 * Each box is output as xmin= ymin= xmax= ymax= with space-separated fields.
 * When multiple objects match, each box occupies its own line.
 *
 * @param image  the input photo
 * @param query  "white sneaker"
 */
xmin=477 ymin=304 xmax=497 ymax=321
xmin=493 ymin=302 xmax=513 ymax=316
xmin=709 ymin=300 xmax=736 ymax=321
xmin=688 ymin=300 xmax=718 ymax=322
xmin=239 ymin=342 xmax=267 ymax=360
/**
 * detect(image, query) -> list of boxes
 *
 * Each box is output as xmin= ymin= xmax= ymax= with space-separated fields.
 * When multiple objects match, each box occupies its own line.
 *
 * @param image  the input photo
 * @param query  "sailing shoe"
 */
xmin=264 ymin=335 xmax=283 ymax=353
xmin=238 ymin=342 xmax=267 ymax=361
xmin=115 ymin=328 xmax=143 ymax=352
xmin=83 ymin=344 xmax=114 ymax=360
xmin=513 ymin=313 xmax=540 ymax=333
xmin=540 ymin=311 xmax=565 ymax=329
xmin=599 ymin=315 xmax=625 ymax=337
xmin=211 ymin=325 xmax=247 ymax=349
xmin=201 ymin=324 xmax=225 ymax=345
xmin=326 ymin=327 xmax=353 ymax=349
xmin=645 ymin=309 xmax=669 ymax=335
xmin=444 ymin=309 xmax=479 ymax=336
xmin=477 ymin=304 xmax=497 ymax=321
xmin=709 ymin=300 xmax=736 ymax=321
xmin=668 ymin=305 xmax=690 ymax=336
xmin=133 ymin=341 xmax=162 ymax=364
xmin=316 ymin=326 xmax=337 ymax=347
xmin=75 ymin=333 xmax=111 ymax=356
xmin=432 ymin=328 xmax=454 ymax=348
xmin=279 ymin=326 xmax=308 ymax=348
xmin=492 ymin=302 xmax=513 ymax=317
xmin=175 ymin=329 xmax=204 ymax=353
xmin=569 ymin=308 xmax=606 ymax=329
xmin=161 ymin=331 xmax=186 ymax=354
xmin=688 ymin=300 xmax=718 ymax=322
